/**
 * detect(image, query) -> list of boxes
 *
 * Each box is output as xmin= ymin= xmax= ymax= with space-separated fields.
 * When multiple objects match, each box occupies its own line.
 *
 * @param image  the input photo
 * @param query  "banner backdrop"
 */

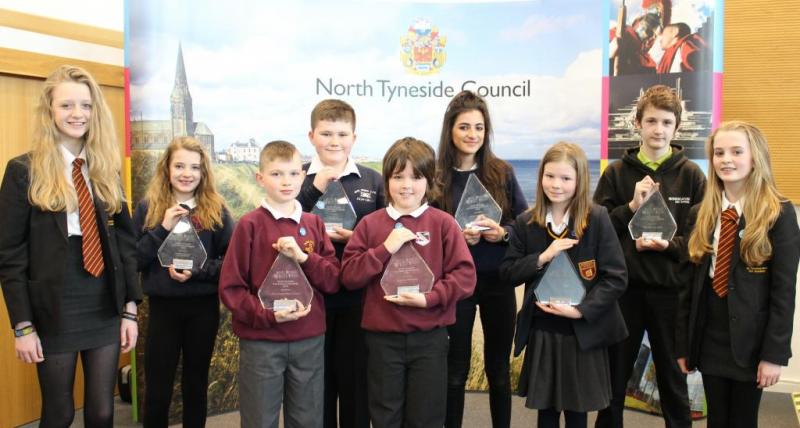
xmin=128 ymin=0 xmax=719 ymax=420
xmin=602 ymin=0 xmax=722 ymax=419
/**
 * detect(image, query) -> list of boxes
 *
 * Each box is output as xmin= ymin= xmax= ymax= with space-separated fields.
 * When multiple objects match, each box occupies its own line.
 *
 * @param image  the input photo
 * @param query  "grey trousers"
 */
xmin=239 ymin=335 xmax=325 ymax=428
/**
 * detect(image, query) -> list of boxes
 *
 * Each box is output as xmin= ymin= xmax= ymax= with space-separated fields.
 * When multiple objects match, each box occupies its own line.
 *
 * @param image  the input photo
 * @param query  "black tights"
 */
xmin=37 ymin=342 xmax=120 ymax=428
xmin=537 ymin=408 xmax=587 ymax=428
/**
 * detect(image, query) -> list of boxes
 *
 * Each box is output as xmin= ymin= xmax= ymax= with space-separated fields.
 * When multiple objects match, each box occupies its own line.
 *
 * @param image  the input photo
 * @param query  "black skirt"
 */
xmin=40 ymin=236 xmax=119 ymax=354
xmin=519 ymin=329 xmax=612 ymax=412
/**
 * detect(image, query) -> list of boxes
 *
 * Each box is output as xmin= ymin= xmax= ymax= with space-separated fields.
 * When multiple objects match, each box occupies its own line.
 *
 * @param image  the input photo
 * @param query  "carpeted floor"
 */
xmin=22 ymin=390 xmax=799 ymax=427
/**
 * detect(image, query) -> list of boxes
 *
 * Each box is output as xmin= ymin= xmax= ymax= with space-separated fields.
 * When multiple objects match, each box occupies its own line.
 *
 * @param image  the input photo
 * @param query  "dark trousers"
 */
xmin=538 ymin=408 xmax=587 ymax=428
xmin=365 ymin=328 xmax=448 ymax=428
xmin=143 ymin=294 xmax=220 ymax=428
xmin=595 ymin=287 xmax=691 ymax=428
xmin=702 ymin=374 xmax=762 ymax=428
xmin=445 ymin=274 xmax=516 ymax=428
xmin=323 ymin=304 xmax=369 ymax=428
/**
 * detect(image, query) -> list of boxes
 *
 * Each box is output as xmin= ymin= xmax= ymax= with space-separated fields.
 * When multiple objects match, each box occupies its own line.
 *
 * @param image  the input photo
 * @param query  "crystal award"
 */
xmin=628 ymin=190 xmax=677 ymax=240
xmin=454 ymin=174 xmax=502 ymax=231
xmin=157 ymin=216 xmax=207 ymax=271
xmin=534 ymin=252 xmax=586 ymax=305
xmin=311 ymin=180 xmax=357 ymax=232
xmin=380 ymin=242 xmax=435 ymax=296
xmin=258 ymin=254 xmax=314 ymax=312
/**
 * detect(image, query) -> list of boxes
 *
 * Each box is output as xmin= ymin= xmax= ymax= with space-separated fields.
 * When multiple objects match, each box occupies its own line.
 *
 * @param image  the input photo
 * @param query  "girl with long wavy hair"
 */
xmin=677 ymin=122 xmax=800 ymax=428
xmin=133 ymin=137 xmax=233 ymax=427
xmin=0 ymin=65 xmax=141 ymax=427
xmin=434 ymin=90 xmax=527 ymax=428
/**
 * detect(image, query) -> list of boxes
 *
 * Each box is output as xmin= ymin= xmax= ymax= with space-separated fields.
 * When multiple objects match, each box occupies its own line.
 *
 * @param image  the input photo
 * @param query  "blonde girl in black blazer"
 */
xmin=0 ymin=65 xmax=141 ymax=428
xmin=677 ymin=121 xmax=800 ymax=428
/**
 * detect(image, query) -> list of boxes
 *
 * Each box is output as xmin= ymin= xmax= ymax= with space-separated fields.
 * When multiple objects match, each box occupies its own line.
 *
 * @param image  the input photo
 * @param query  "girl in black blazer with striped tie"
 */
xmin=677 ymin=121 xmax=800 ymax=428
xmin=500 ymin=142 xmax=628 ymax=428
xmin=0 ymin=65 xmax=141 ymax=428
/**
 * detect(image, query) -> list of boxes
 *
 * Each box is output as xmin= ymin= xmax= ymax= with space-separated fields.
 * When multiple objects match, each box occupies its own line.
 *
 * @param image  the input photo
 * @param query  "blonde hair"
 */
xmin=29 ymin=65 xmax=122 ymax=214
xmin=143 ymin=137 xmax=226 ymax=230
xmin=688 ymin=121 xmax=784 ymax=266
xmin=527 ymin=142 xmax=592 ymax=239
xmin=259 ymin=140 xmax=300 ymax=171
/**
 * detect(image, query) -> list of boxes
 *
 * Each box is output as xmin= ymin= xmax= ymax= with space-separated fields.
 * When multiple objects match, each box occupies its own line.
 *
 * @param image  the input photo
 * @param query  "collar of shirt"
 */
xmin=307 ymin=156 xmax=361 ymax=178
xmin=453 ymin=164 xmax=478 ymax=172
xmin=636 ymin=146 xmax=672 ymax=171
xmin=387 ymin=202 xmax=429 ymax=220
xmin=545 ymin=209 xmax=570 ymax=235
xmin=261 ymin=199 xmax=303 ymax=223
xmin=721 ymin=192 xmax=743 ymax=217
xmin=60 ymin=143 xmax=87 ymax=170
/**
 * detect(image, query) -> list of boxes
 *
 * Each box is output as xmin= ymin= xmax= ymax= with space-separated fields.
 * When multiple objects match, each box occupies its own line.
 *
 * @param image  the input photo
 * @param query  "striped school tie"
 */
xmin=72 ymin=158 xmax=105 ymax=277
xmin=711 ymin=207 xmax=738 ymax=297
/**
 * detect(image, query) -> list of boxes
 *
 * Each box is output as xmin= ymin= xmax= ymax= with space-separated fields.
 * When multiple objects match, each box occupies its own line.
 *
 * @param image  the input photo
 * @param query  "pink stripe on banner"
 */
xmin=712 ymin=72 xmax=723 ymax=130
xmin=601 ymin=76 xmax=610 ymax=160
xmin=125 ymin=68 xmax=131 ymax=157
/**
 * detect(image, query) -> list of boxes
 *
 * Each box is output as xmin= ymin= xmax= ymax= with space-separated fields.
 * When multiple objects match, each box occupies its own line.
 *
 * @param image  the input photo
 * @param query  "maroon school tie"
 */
xmin=72 ymin=158 xmax=105 ymax=277
xmin=711 ymin=207 xmax=738 ymax=297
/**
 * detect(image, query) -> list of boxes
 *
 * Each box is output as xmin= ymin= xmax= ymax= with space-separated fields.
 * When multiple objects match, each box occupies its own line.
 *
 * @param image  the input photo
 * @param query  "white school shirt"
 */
xmin=59 ymin=144 xmax=93 ymax=237
xmin=545 ymin=210 xmax=570 ymax=235
xmin=307 ymin=156 xmax=361 ymax=179
xmin=708 ymin=192 xmax=743 ymax=278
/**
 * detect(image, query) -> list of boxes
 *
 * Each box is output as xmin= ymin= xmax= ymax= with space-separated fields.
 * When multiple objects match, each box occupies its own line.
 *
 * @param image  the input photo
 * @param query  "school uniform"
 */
xmin=219 ymin=199 xmax=340 ymax=428
xmin=0 ymin=151 xmax=141 ymax=350
xmin=133 ymin=199 xmax=234 ymax=428
xmin=297 ymin=157 xmax=384 ymax=428
xmin=676 ymin=199 xmax=800 ymax=428
xmin=593 ymin=145 xmax=704 ymax=428
xmin=499 ymin=205 xmax=628 ymax=412
xmin=0 ymin=149 xmax=141 ymax=428
xmin=440 ymin=166 xmax=527 ymax=428
xmin=341 ymin=203 xmax=476 ymax=428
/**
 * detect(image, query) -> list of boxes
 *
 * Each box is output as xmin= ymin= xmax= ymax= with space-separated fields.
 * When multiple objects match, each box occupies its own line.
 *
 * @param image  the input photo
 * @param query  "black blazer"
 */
xmin=676 ymin=201 xmax=799 ymax=369
xmin=0 ymin=154 xmax=142 ymax=335
xmin=500 ymin=205 xmax=629 ymax=355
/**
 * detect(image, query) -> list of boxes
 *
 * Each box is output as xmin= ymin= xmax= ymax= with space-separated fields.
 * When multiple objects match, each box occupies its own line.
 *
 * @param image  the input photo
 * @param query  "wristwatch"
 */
xmin=502 ymin=231 xmax=510 ymax=242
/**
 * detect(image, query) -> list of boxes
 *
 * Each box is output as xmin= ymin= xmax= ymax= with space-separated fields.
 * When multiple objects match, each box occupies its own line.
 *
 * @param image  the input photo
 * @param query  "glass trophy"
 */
xmin=258 ymin=254 xmax=314 ymax=312
xmin=454 ymin=174 xmax=502 ymax=231
xmin=380 ymin=242 xmax=435 ymax=296
xmin=157 ymin=216 xmax=207 ymax=271
xmin=534 ymin=252 xmax=586 ymax=305
xmin=628 ymin=190 xmax=677 ymax=240
xmin=311 ymin=180 xmax=357 ymax=232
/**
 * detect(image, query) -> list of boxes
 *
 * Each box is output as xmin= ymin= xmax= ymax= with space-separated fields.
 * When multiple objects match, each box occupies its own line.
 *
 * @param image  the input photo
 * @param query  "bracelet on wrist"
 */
xmin=14 ymin=325 xmax=36 ymax=337
xmin=121 ymin=312 xmax=138 ymax=322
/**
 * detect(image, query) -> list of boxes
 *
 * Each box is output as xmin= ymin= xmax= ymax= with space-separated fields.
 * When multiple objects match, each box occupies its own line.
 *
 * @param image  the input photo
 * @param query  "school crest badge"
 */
xmin=578 ymin=260 xmax=597 ymax=281
xmin=415 ymin=231 xmax=431 ymax=246
xmin=303 ymin=240 xmax=315 ymax=254
xmin=400 ymin=19 xmax=447 ymax=75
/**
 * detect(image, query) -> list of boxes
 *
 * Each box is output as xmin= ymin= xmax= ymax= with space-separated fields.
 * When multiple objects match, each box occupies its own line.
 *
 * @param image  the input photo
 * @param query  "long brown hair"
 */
xmin=435 ymin=90 xmax=512 ymax=220
xmin=29 ymin=65 xmax=122 ymax=213
xmin=142 ymin=137 xmax=226 ymax=230
xmin=688 ymin=122 xmax=783 ymax=266
xmin=527 ymin=142 xmax=592 ymax=238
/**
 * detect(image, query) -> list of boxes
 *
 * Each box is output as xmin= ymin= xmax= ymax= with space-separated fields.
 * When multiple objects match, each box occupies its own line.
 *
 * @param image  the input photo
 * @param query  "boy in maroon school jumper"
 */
xmin=219 ymin=141 xmax=340 ymax=428
xmin=341 ymin=137 xmax=476 ymax=428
